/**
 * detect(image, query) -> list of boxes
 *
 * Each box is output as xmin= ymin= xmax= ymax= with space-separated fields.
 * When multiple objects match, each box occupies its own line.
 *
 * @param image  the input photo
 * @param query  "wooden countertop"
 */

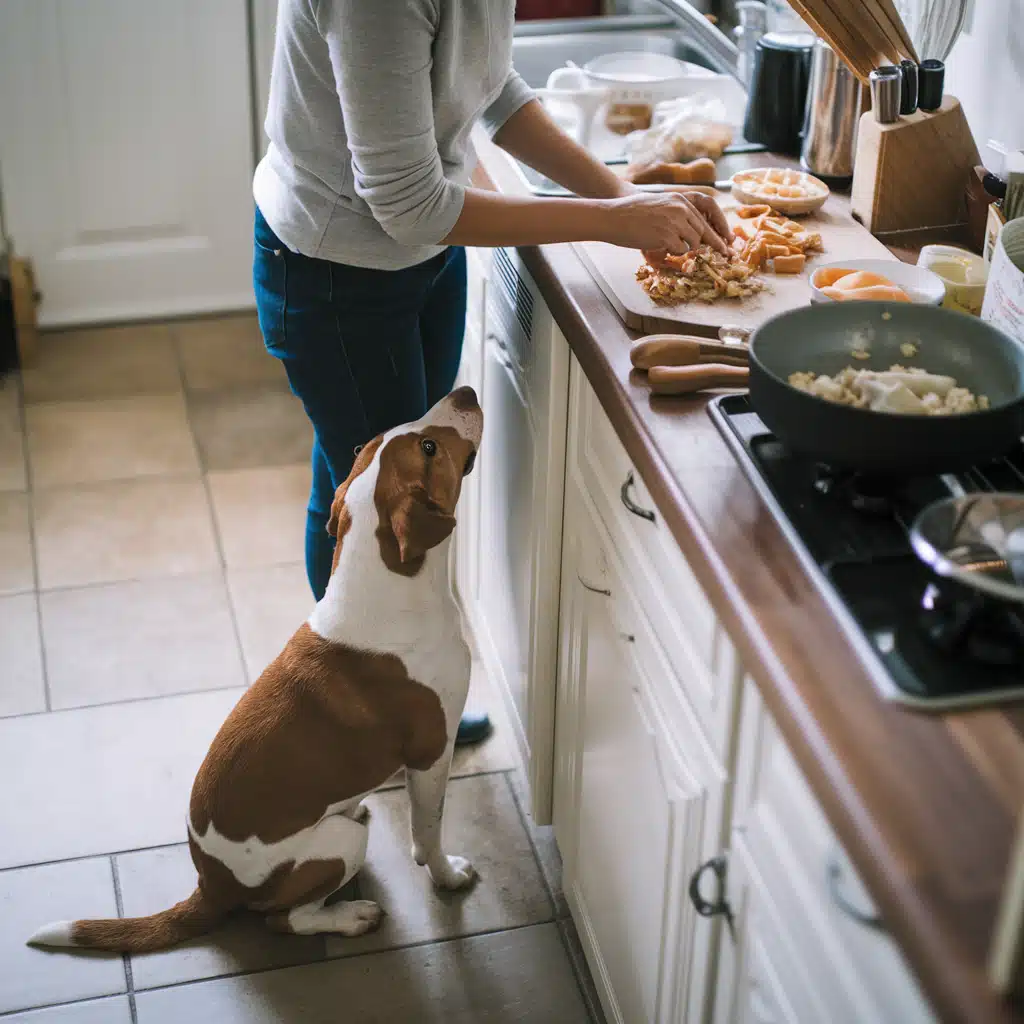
xmin=472 ymin=132 xmax=1024 ymax=1024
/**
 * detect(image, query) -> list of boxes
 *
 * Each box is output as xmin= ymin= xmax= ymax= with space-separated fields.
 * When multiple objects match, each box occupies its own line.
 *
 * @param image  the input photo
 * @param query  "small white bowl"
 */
xmin=730 ymin=167 xmax=829 ymax=215
xmin=809 ymin=259 xmax=946 ymax=306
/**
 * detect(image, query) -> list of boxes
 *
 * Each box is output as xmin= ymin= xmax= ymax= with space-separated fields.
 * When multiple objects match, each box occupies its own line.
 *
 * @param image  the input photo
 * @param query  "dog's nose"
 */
xmin=448 ymin=386 xmax=479 ymax=412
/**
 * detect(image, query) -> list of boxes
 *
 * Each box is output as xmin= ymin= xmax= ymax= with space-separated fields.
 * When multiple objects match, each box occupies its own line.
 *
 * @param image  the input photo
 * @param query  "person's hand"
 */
xmin=601 ymin=189 xmax=732 ymax=257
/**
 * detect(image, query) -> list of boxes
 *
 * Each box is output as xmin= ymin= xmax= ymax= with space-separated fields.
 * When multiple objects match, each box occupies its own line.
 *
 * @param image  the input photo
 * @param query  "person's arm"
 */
xmin=318 ymin=1 xmax=728 ymax=253
xmin=491 ymin=96 xmax=632 ymax=200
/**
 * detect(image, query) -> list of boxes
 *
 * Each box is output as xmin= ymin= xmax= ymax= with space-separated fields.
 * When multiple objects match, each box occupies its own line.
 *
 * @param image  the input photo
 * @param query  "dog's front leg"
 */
xmin=406 ymin=740 xmax=475 ymax=891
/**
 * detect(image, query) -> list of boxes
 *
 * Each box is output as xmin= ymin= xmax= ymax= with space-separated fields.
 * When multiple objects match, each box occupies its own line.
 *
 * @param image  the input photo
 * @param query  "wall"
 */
xmin=925 ymin=0 xmax=1023 ymax=160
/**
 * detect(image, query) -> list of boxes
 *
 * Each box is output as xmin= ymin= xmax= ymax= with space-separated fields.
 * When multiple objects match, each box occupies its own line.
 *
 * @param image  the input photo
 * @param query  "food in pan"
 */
xmin=606 ymin=102 xmax=653 ymax=135
xmin=812 ymin=267 xmax=912 ymax=302
xmin=637 ymin=246 xmax=764 ymax=304
xmin=787 ymin=364 xmax=990 ymax=415
xmin=626 ymin=157 xmax=717 ymax=185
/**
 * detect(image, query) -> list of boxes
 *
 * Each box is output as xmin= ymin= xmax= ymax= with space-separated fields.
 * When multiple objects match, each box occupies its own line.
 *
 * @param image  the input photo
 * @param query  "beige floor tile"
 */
xmin=0 ymin=491 xmax=34 ymax=595
xmin=187 ymin=386 xmax=312 ymax=472
xmin=0 ymin=857 xmax=126 ymax=1013
xmin=41 ymin=574 xmax=245 ymax=710
xmin=22 ymin=324 xmax=180 ymax=404
xmin=176 ymin=314 xmax=284 ymax=392
xmin=0 ymin=688 xmax=242 ymax=869
xmin=2 ymin=996 xmax=133 ymax=1024
xmin=26 ymin=395 xmax=199 ymax=488
xmin=33 ymin=477 xmax=219 ymax=590
xmin=208 ymin=464 xmax=310 ymax=568
xmin=0 ymin=593 xmax=46 ymax=718
xmin=119 ymin=844 xmax=324 ymax=990
xmin=324 ymin=773 xmax=551 ymax=959
xmin=0 ymin=376 xmax=27 ymax=491
xmin=227 ymin=563 xmax=313 ymax=681
xmin=136 ymin=924 xmax=588 ymax=1024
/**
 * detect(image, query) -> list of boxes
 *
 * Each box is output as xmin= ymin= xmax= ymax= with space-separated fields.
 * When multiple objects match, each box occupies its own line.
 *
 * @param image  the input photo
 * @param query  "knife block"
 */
xmin=850 ymin=95 xmax=980 ymax=235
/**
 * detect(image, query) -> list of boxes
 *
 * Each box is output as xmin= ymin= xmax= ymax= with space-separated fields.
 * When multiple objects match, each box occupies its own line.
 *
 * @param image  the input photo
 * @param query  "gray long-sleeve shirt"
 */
xmin=253 ymin=0 xmax=534 ymax=270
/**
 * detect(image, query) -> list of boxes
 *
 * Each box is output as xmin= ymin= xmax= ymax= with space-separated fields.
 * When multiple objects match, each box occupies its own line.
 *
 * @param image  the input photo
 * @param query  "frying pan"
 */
xmin=748 ymin=302 xmax=1024 ymax=475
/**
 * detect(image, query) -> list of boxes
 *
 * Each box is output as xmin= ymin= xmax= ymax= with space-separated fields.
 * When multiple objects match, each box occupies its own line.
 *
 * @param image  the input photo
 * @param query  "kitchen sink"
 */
xmin=511 ymin=15 xmax=717 ymax=89
xmin=507 ymin=13 xmax=750 ymax=194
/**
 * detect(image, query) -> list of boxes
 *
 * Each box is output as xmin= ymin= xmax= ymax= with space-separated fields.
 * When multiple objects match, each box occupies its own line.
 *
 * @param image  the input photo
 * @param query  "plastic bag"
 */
xmin=625 ymin=93 xmax=735 ymax=168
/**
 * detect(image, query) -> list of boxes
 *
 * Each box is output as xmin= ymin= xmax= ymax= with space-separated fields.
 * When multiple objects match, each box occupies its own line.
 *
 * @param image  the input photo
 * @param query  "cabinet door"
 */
xmin=564 ymin=475 xmax=727 ymax=1024
xmin=0 ymin=0 xmax=255 ymax=325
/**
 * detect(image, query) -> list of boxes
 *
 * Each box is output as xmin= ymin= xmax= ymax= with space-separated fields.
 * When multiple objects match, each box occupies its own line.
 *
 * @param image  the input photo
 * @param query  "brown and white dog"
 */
xmin=28 ymin=386 xmax=483 ymax=951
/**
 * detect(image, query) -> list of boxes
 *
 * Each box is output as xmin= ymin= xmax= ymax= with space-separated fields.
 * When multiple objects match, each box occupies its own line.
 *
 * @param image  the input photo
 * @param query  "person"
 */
xmin=252 ymin=0 xmax=732 ymax=745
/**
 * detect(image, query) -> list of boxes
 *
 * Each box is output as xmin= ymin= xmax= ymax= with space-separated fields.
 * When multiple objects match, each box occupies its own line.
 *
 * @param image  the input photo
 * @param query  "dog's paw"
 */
xmin=428 ymin=854 xmax=476 ymax=891
xmin=332 ymin=900 xmax=384 ymax=937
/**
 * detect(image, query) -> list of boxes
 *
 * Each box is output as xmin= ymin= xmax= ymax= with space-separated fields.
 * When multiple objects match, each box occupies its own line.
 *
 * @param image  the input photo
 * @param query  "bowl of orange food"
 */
xmin=809 ymin=259 xmax=946 ymax=307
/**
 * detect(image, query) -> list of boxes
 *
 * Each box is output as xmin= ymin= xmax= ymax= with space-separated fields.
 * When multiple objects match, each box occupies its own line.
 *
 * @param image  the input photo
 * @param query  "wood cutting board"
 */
xmin=573 ymin=195 xmax=898 ymax=338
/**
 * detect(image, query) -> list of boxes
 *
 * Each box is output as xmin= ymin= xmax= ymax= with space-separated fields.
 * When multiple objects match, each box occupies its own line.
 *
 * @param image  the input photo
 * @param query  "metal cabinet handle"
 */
xmin=576 ymin=572 xmax=610 ymax=596
xmin=688 ymin=854 xmax=735 ymax=939
xmin=826 ymin=854 xmax=884 ymax=931
xmin=620 ymin=472 xmax=655 ymax=522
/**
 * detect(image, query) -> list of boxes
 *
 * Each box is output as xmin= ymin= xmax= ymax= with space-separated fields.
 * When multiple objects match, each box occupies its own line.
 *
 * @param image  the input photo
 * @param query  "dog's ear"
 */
xmin=389 ymin=489 xmax=456 ymax=564
xmin=326 ymin=490 xmax=346 ymax=539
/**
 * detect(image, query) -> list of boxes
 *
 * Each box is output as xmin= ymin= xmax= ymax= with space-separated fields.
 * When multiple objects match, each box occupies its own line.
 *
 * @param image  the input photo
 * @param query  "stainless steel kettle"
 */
xmin=800 ymin=38 xmax=866 ymax=186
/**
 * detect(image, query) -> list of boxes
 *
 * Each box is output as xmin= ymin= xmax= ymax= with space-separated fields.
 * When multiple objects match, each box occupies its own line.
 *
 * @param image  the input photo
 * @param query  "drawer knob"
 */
xmin=621 ymin=472 xmax=656 ymax=523
xmin=688 ymin=854 xmax=735 ymax=939
xmin=825 ymin=854 xmax=885 ymax=931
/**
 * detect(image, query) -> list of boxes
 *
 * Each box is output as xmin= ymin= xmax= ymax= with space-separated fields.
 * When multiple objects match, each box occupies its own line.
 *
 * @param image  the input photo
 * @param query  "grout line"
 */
xmin=503 ymin=770 xmax=560 ymax=914
xmin=0 ymin=680 xmax=249 ymax=723
xmin=0 ymin=993 xmax=133 ymax=1020
xmin=128 ymin=919 xmax=562 ymax=998
xmin=29 ymin=558 xmax=305 ymax=598
xmin=0 ymin=769 xmax=512 ymax=876
xmin=12 ymin=371 xmax=52 ymax=712
xmin=109 ymin=856 xmax=140 ymax=1023
xmin=170 ymin=334 xmax=253 ymax=687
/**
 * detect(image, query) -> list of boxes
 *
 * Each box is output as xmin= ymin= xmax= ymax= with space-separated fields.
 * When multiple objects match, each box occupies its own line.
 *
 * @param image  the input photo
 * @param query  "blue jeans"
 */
xmin=252 ymin=206 xmax=467 ymax=601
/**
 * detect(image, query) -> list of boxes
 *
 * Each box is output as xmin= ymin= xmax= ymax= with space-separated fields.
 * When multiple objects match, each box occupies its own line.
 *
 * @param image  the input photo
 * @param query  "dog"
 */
xmin=28 ymin=386 xmax=483 ymax=951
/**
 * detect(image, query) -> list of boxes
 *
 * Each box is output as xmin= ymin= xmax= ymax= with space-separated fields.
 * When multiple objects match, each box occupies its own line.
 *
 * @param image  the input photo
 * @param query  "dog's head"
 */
xmin=327 ymin=386 xmax=483 ymax=576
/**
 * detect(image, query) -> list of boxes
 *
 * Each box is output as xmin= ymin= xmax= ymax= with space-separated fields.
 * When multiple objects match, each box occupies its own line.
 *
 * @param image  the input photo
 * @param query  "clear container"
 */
xmin=733 ymin=1 xmax=768 ymax=89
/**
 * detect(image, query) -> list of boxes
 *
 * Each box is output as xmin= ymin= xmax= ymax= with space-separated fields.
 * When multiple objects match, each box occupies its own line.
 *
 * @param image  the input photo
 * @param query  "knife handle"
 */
xmin=647 ymin=363 xmax=749 ymax=395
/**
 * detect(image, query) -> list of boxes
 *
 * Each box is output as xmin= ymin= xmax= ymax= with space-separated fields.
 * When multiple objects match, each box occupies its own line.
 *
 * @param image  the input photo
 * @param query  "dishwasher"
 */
xmin=474 ymin=246 xmax=569 ymax=823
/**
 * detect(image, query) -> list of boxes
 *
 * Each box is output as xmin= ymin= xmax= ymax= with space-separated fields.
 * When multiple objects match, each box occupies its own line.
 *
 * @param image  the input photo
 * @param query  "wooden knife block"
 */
xmin=851 ymin=95 xmax=980 ymax=235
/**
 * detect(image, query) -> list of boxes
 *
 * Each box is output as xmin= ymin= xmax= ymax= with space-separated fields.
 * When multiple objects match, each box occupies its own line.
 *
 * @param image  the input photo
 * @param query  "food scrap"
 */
xmin=731 ymin=207 xmax=823 ymax=275
xmin=637 ymin=246 xmax=765 ymax=304
xmin=812 ymin=267 xmax=912 ymax=302
xmin=788 ymin=365 xmax=989 ymax=415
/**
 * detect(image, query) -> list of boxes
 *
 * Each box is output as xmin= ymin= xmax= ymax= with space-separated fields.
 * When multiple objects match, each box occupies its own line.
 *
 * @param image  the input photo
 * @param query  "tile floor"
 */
xmin=0 ymin=315 xmax=602 ymax=1023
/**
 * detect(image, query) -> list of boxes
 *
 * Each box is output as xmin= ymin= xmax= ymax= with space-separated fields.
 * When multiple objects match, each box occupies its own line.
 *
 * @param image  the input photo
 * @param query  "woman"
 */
xmin=253 ymin=0 xmax=732 ymax=744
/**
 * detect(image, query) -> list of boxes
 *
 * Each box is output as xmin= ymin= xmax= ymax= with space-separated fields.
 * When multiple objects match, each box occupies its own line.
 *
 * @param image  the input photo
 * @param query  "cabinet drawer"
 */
xmin=734 ymin=684 xmax=935 ymax=1024
xmin=569 ymin=366 xmax=739 ymax=758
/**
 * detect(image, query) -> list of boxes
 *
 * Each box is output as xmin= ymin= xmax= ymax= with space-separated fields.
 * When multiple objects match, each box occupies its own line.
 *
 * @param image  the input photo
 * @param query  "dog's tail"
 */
xmin=27 ymin=887 xmax=228 ymax=954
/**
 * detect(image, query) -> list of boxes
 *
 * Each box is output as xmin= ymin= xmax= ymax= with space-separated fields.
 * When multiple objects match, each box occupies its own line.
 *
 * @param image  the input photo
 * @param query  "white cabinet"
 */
xmin=556 ymin=357 xmax=731 ymax=1024
xmin=0 ymin=0 xmax=256 ymax=326
xmin=551 ymin=354 xmax=934 ymax=1024
xmin=455 ymin=246 xmax=569 ymax=824
xmin=711 ymin=678 xmax=936 ymax=1024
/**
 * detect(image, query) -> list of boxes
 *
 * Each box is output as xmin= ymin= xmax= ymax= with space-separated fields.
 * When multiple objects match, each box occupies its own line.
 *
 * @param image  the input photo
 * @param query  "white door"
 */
xmin=0 ymin=0 xmax=256 ymax=326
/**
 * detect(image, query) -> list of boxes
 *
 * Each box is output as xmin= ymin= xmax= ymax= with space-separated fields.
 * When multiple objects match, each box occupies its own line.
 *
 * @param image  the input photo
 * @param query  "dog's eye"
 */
xmin=353 ymin=444 xmax=364 ymax=457
xmin=421 ymin=438 xmax=437 ymax=457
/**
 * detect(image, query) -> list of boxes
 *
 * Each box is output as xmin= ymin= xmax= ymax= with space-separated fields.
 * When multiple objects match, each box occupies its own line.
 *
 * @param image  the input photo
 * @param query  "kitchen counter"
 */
xmin=472 ymin=129 xmax=1024 ymax=1024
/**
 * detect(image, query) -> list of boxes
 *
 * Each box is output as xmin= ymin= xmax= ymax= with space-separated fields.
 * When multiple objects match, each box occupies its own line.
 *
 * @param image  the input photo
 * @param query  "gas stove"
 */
xmin=709 ymin=394 xmax=1024 ymax=709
